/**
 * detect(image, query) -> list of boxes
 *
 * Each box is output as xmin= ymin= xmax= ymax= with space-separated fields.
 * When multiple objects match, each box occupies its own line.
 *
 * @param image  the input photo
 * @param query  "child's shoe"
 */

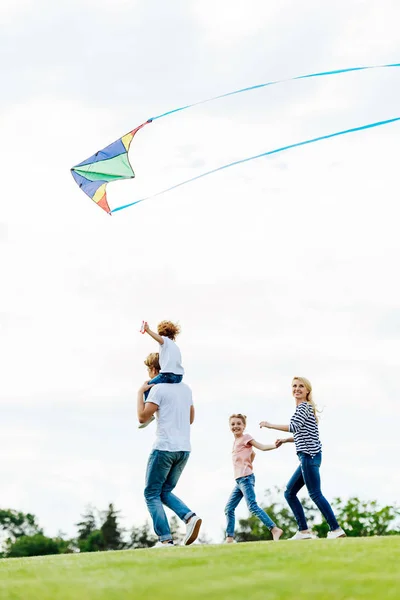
xmin=289 ymin=530 xmax=315 ymax=540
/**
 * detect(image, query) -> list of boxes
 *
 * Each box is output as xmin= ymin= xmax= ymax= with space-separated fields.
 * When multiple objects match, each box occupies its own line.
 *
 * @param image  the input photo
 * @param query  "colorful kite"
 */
xmin=71 ymin=63 xmax=400 ymax=215
xmin=71 ymin=121 xmax=151 ymax=214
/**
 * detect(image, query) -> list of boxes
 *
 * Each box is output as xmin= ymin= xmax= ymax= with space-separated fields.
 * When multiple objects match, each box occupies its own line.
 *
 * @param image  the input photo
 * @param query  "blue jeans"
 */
xmin=284 ymin=451 xmax=340 ymax=531
xmin=144 ymin=373 xmax=183 ymax=400
xmin=144 ymin=450 xmax=194 ymax=542
xmin=225 ymin=473 xmax=276 ymax=537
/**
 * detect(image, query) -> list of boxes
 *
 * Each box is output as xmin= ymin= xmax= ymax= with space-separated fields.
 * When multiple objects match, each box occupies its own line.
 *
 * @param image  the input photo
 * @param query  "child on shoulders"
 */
xmin=138 ymin=320 xmax=184 ymax=429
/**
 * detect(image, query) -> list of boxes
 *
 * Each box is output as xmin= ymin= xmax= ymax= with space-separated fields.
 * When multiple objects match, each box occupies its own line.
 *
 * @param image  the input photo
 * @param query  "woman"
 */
xmin=260 ymin=377 xmax=345 ymax=540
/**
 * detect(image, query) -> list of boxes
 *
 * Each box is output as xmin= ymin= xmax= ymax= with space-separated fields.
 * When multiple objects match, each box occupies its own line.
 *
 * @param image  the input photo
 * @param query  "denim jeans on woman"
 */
xmin=284 ymin=451 xmax=339 ymax=531
xmin=225 ymin=473 xmax=276 ymax=537
xmin=144 ymin=373 xmax=183 ymax=400
xmin=144 ymin=449 xmax=194 ymax=542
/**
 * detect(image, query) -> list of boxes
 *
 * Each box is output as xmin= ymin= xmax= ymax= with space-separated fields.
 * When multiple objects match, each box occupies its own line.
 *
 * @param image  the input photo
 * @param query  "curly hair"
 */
xmin=229 ymin=413 xmax=247 ymax=426
xmin=157 ymin=320 xmax=181 ymax=340
xmin=144 ymin=352 xmax=161 ymax=371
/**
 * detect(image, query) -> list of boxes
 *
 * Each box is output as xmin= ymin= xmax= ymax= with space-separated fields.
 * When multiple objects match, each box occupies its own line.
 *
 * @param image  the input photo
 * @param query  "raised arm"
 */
xmin=259 ymin=421 xmax=290 ymax=432
xmin=250 ymin=439 xmax=279 ymax=452
xmin=143 ymin=322 xmax=164 ymax=345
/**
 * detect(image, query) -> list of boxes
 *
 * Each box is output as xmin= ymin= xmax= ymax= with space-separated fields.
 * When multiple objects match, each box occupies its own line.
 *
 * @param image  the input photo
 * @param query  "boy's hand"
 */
xmin=140 ymin=321 xmax=150 ymax=334
xmin=275 ymin=439 xmax=285 ymax=448
xmin=259 ymin=421 xmax=272 ymax=429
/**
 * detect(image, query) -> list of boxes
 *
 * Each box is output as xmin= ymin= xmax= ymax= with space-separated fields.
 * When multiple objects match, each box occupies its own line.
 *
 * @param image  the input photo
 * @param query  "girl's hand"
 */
xmin=143 ymin=321 xmax=149 ymax=332
xmin=259 ymin=421 xmax=272 ymax=429
xmin=275 ymin=439 xmax=285 ymax=448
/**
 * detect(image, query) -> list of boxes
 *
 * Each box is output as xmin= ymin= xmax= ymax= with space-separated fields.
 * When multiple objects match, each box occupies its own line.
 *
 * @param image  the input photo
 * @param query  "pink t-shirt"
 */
xmin=232 ymin=433 xmax=254 ymax=479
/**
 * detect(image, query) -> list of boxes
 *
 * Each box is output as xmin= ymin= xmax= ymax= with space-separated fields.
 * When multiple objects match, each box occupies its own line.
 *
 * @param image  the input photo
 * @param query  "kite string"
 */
xmin=149 ymin=63 xmax=400 ymax=121
xmin=110 ymin=116 xmax=400 ymax=213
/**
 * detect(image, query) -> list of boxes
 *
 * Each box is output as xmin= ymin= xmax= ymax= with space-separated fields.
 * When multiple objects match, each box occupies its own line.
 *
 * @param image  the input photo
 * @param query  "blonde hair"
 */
xmin=229 ymin=413 xmax=247 ymax=426
xmin=292 ymin=377 xmax=320 ymax=423
xmin=144 ymin=352 xmax=160 ymax=371
xmin=157 ymin=320 xmax=181 ymax=340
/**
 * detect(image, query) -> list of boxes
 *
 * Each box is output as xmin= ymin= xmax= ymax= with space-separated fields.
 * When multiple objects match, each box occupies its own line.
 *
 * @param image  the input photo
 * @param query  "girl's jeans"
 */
xmin=144 ymin=373 xmax=183 ymax=400
xmin=284 ymin=451 xmax=340 ymax=531
xmin=225 ymin=473 xmax=276 ymax=537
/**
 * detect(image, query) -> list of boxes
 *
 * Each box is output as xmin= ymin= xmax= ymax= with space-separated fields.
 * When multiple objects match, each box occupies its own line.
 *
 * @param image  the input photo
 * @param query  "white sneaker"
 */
xmin=138 ymin=415 xmax=155 ymax=429
xmin=327 ymin=528 xmax=346 ymax=539
xmin=289 ymin=531 xmax=315 ymax=540
xmin=183 ymin=515 xmax=202 ymax=546
xmin=152 ymin=541 xmax=174 ymax=548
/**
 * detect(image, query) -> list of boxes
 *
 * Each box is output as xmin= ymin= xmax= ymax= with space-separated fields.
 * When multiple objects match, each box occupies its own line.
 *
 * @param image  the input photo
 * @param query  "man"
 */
xmin=137 ymin=352 xmax=202 ymax=547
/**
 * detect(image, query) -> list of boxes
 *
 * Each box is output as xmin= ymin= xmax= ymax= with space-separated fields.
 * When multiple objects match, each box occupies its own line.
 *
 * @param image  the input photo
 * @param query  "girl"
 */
xmin=260 ymin=377 xmax=346 ymax=540
xmin=139 ymin=320 xmax=184 ymax=429
xmin=225 ymin=413 xmax=283 ymax=543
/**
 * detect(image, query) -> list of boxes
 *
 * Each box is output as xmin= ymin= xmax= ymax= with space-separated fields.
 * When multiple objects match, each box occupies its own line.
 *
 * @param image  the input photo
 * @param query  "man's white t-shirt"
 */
xmin=159 ymin=337 xmax=184 ymax=375
xmin=147 ymin=382 xmax=192 ymax=452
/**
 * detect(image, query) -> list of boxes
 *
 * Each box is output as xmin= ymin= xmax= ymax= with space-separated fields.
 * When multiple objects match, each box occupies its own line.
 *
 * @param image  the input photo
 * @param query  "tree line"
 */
xmin=0 ymin=505 xmax=209 ymax=558
xmin=234 ymin=488 xmax=400 ymax=541
xmin=0 ymin=491 xmax=398 ymax=557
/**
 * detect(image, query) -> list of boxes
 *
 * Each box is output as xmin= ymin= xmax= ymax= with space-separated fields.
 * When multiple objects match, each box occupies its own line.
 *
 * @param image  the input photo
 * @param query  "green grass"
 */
xmin=0 ymin=537 xmax=399 ymax=600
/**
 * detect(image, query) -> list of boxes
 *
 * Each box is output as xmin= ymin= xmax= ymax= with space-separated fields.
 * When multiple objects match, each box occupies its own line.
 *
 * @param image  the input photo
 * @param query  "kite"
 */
xmin=70 ymin=121 xmax=151 ymax=214
xmin=71 ymin=62 xmax=400 ymax=215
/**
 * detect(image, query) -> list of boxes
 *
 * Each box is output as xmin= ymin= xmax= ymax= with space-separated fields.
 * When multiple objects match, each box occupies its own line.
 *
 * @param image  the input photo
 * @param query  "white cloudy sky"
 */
xmin=1 ymin=0 xmax=400 ymax=543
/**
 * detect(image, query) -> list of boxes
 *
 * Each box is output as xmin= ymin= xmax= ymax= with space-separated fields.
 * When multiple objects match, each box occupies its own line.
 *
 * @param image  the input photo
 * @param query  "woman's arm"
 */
xmin=250 ymin=439 xmax=278 ymax=452
xmin=259 ymin=421 xmax=290 ymax=432
xmin=144 ymin=322 xmax=164 ymax=345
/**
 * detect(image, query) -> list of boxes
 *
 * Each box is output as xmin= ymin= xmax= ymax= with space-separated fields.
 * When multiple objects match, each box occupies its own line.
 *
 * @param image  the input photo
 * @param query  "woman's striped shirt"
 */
xmin=289 ymin=402 xmax=322 ymax=457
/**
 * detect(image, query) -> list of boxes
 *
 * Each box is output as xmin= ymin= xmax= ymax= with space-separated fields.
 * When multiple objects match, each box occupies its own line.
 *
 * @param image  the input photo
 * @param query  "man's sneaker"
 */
xmin=327 ymin=528 xmax=346 ymax=539
xmin=289 ymin=531 xmax=315 ymax=540
xmin=151 ymin=541 xmax=174 ymax=548
xmin=183 ymin=515 xmax=202 ymax=546
xmin=138 ymin=416 xmax=155 ymax=429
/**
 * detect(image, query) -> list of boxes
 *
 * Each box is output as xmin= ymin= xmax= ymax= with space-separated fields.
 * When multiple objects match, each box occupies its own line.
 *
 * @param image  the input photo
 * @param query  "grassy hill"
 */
xmin=0 ymin=536 xmax=399 ymax=600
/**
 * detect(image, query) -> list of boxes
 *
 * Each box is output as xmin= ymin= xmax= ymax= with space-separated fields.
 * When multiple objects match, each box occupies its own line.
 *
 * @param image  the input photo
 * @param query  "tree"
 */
xmin=53 ymin=533 xmax=75 ymax=554
xmin=0 ymin=509 xmax=42 ymax=541
xmin=76 ymin=506 xmax=97 ymax=542
xmin=75 ymin=506 xmax=103 ymax=553
xmin=100 ymin=504 xmax=125 ymax=550
xmin=129 ymin=522 xmax=157 ymax=549
xmin=170 ymin=516 xmax=185 ymax=545
xmin=6 ymin=534 xmax=61 ymax=558
xmin=312 ymin=497 xmax=400 ymax=538
xmin=234 ymin=488 xmax=400 ymax=541
xmin=79 ymin=530 xmax=106 ymax=553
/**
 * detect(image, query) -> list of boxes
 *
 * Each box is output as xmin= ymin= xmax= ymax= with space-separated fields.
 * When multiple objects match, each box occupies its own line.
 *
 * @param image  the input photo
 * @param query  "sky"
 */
xmin=1 ymin=0 xmax=400 ymax=544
